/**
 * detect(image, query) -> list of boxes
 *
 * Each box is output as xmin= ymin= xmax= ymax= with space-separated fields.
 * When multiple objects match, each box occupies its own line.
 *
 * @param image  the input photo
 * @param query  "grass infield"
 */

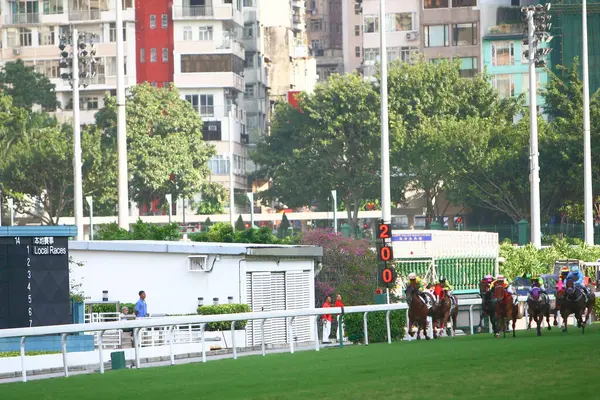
xmin=1 ymin=324 xmax=599 ymax=399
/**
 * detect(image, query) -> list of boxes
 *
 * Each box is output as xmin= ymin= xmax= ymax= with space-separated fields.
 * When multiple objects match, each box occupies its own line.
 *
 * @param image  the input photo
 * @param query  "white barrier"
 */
xmin=0 ymin=293 xmax=596 ymax=383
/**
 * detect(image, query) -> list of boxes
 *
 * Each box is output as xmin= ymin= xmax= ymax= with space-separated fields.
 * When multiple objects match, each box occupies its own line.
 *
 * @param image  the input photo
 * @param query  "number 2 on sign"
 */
xmin=377 ymin=223 xmax=391 ymax=240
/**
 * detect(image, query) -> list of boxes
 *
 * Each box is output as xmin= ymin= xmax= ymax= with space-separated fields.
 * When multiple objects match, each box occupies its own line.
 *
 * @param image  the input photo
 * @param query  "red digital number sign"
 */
xmin=381 ymin=267 xmax=397 ymax=284
xmin=377 ymin=223 xmax=391 ymax=240
xmin=378 ymin=246 xmax=393 ymax=262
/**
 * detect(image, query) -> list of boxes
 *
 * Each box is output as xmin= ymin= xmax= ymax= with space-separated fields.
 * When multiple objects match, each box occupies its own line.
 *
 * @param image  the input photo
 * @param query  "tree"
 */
xmin=385 ymin=58 xmax=519 ymax=223
xmin=195 ymin=182 xmax=228 ymax=215
xmin=0 ymin=60 xmax=58 ymax=110
xmin=235 ymin=215 xmax=246 ymax=231
xmin=252 ymin=73 xmax=385 ymax=232
xmin=95 ymin=83 xmax=215 ymax=210
xmin=0 ymin=123 xmax=105 ymax=224
xmin=278 ymin=213 xmax=290 ymax=238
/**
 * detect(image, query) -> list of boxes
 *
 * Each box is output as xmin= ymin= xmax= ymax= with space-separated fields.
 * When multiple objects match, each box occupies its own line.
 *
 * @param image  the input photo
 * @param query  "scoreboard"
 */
xmin=0 ymin=227 xmax=74 ymax=329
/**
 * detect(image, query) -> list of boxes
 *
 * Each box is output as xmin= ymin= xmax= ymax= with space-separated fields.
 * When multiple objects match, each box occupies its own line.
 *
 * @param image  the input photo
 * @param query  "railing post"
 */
xmin=469 ymin=305 xmax=474 ymax=335
xmin=231 ymin=321 xmax=237 ymax=360
xmin=260 ymin=319 xmax=266 ymax=356
xmin=386 ymin=310 xmax=392 ymax=344
xmin=200 ymin=323 xmax=206 ymax=363
xmin=313 ymin=315 xmax=320 ymax=352
xmin=98 ymin=330 xmax=105 ymax=374
xmin=288 ymin=317 xmax=295 ymax=354
xmin=133 ymin=328 xmax=141 ymax=368
xmin=61 ymin=333 xmax=69 ymax=377
xmin=169 ymin=326 xmax=175 ymax=366
xmin=363 ymin=312 xmax=370 ymax=345
xmin=20 ymin=336 xmax=27 ymax=382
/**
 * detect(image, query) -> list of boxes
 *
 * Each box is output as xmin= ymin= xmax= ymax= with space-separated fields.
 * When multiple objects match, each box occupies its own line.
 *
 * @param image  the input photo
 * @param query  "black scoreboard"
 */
xmin=0 ymin=227 xmax=73 ymax=330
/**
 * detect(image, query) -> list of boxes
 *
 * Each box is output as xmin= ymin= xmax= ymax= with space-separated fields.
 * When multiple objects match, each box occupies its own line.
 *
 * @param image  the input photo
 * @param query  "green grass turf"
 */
xmin=1 ymin=324 xmax=599 ymax=400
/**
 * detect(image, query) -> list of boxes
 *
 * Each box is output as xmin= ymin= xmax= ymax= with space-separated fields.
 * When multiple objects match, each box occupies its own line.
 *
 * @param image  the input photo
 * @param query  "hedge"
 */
xmin=89 ymin=302 xmax=136 ymax=314
xmin=343 ymin=310 xmax=406 ymax=344
xmin=0 ymin=351 xmax=59 ymax=358
xmin=197 ymin=304 xmax=251 ymax=331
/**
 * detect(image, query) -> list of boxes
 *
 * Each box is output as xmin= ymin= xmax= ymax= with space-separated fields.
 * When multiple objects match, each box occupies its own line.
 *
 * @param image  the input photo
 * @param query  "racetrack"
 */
xmin=2 ymin=324 xmax=599 ymax=400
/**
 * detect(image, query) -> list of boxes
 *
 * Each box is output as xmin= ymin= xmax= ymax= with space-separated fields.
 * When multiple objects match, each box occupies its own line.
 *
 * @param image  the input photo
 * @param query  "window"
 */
xmin=162 ymin=48 xmax=168 ymax=62
xmin=180 ymin=54 xmax=245 ymax=75
xmin=43 ymin=0 xmax=63 ymax=15
xmin=245 ymin=84 xmax=255 ymax=98
xmin=244 ymin=23 xmax=254 ymax=38
xmin=491 ymin=41 xmax=514 ymax=66
xmin=521 ymin=73 xmax=541 ymax=101
xmin=150 ymin=48 xmax=157 ymax=62
xmin=19 ymin=28 xmax=33 ymax=47
xmin=244 ymin=52 xmax=254 ymax=68
xmin=209 ymin=156 xmax=228 ymax=175
xmin=81 ymin=97 xmax=99 ymax=110
xmin=39 ymin=26 xmax=55 ymax=46
xmin=162 ymin=14 xmax=168 ymax=28
xmin=453 ymin=0 xmax=476 ymax=6
xmin=459 ymin=57 xmax=478 ymax=78
xmin=493 ymin=74 xmax=515 ymax=98
xmin=150 ymin=15 xmax=156 ymax=29
xmin=200 ymin=95 xmax=214 ymax=116
xmin=424 ymin=25 xmax=449 ymax=47
xmin=310 ymin=19 xmax=323 ymax=31
xmin=355 ymin=25 xmax=360 ymax=36
xmin=452 ymin=23 xmax=477 ymax=46
xmin=199 ymin=26 xmax=213 ymax=41
xmin=140 ymin=48 xmax=146 ymax=63
xmin=401 ymin=46 xmax=418 ymax=62
xmin=364 ymin=48 xmax=379 ymax=62
xmin=33 ymin=60 xmax=60 ymax=79
xmin=354 ymin=2 xmax=361 ymax=14
xmin=317 ymin=66 xmax=338 ymax=81
xmin=109 ymin=22 xmax=126 ymax=42
xmin=185 ymin=94 xmax=199 ymax=112
xmin=7 ymin=30 xmax=17 ymax=48
xmin=364 ymin=16 xmax=379 ymax=33
xmin=424 ymin=0 xmax=448 ymax=8
xmin=386 ymin=13 xmax=412 ymax=32
xmin=183 ymin=26 xmax=192 ymax=40
xmin=355 ymin=46 xmax=361 ymax=57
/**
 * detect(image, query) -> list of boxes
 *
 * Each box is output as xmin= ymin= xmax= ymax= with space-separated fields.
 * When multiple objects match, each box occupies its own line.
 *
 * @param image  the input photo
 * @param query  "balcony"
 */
xmin=175 ymin=37 xmax=245 ymax=59
xmin=292 ymin=0 xmax=305 ymax=8
xmin=217 ymin=38 xmax=245 ymax=55
xmin=68 ymin=9 xmax=101 ymax=21
xmin=244 ymin=67 xmax=267 ymax=84
xmin=175 ymin=72 xmax=245 ymax=92
xmin=4 ymin=13 xmax=41 ymax=25
xmin=292 ymin=15 xmax=304 ymax=31
xmin=173 ymin=3 xmax=243 ymax=25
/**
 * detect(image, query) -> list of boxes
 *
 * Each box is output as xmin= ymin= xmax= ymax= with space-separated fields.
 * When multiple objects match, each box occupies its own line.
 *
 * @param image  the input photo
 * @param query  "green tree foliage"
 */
xmin=386 ymin=58 xmax=519 ymax=222
xmin=96 ymin=219 xmax=181 ymax=241
xmin=195 ymin=182 xmax=228 ymax=215
xmin=278 ymin=213 xmax=291 ymax=238
xmin=252 ymin=73 xmax=385 ymax=232
xmin=0 ymin=60 xmax=58 ymax=110
xmin=235 ymin=215 xmax=246 ymax=231
xmin=94 ymin=83 xmax=215 ymax=210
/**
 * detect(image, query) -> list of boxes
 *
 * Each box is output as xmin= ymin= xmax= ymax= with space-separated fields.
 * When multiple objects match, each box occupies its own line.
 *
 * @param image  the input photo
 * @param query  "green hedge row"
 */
xmin=88 ymin=303 xmax=136 ymax=314
xmin=0 ymin=351 xmax=59 ymax=358
xmin=343 ymin=311 xmax=406 ymax=344
xmin=197 ymin=304 xmax=251 ymax=331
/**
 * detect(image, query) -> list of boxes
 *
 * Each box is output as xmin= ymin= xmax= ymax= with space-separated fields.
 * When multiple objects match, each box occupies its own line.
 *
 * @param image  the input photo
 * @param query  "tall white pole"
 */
xmin=331 ymin=190 xmax=337 ymax=233
xmin=116 ymin=0 xmax=129 ymax=231
xmin=379 ymin=0 xmax=391 ymax=225
xmin=582 ymin=0 xmax=594 ymax=245
xmin=247 ymin=192 xmax=254 ymax=228
xmin=528 ymin=12 xmax=541 ymax=248
xmin=72 ymin=28 xmax=84 ymax=241
xmin=229 ymin=108 xmax=235 ymax=228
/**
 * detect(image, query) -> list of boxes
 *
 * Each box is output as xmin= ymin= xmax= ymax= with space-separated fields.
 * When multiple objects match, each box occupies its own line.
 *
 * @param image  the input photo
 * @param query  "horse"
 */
xmin=560 ymin=279 xmax=596 ymax=334
xmin=493 ymin=285 xmax=516 ymax=338
xmin=430 ymin=285 xmax=458 ymax=338
xmin=526 ymin=287 xmax=551 ymax=336
xmin=405 ymin=285 xmax=433 ymax=340
xmin=477 ymin=281 xmax=495 ymax=334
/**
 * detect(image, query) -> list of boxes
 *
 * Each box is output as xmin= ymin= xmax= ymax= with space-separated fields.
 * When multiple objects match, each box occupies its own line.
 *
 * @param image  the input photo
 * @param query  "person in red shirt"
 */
xmin=321 ymin=296 xmax=332 ymax=344
xmin=334 ymin=294 xmax=345 ymax=339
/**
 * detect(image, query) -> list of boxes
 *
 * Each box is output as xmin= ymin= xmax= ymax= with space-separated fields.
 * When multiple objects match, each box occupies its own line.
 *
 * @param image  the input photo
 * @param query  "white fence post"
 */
xmin=231 ymin=321 xmax=237 ymax=360
xmin=20 ymin=336 xmax=26 ymax=382
xmin=288 ymin=317 xmax=295 ymax=354
xmin=169 ymin=326 xmax=175 ymax=366
xmin=200 ymin=323 xmax=206 ymax=363
xmin=313 ymin=316 xmax=319 ymax=352
xmin=98 ymin=330 xmax=105 ymax=373
xmin=385 ymin=310 xmax=392 ymax=344
xmin=61 ymin=333 xmax=69 ymax=377
xmin=261 ymin=319 xmax=266 ymax=356
xmin=468 ymin=305 xmax=474 ymax=335
xmin=133 ymin=328 xmax=140 ymax=368
xmin=363 ymin=312 xmax=370 ymax=345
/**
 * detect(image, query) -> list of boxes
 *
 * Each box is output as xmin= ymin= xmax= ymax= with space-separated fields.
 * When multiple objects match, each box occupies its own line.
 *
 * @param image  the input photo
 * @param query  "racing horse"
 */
xmin=526 ymin=287 xmax=551 ymax=336
xmin=493 ymin=285 xmax=516 ymax=338
xmin=405 ymin=285 xmax=434 ymax=340
xmin=477 ymin=280 xmax=496 ymax=334
xmin=431 ymin=285 xmax=458 ymax=338
xmin=560 ymin=279 xmax=596 ymax=334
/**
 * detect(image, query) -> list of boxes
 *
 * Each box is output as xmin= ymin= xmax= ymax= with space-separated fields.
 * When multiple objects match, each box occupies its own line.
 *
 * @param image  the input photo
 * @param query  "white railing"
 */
xmin=0 ymin=293 xmax=596 ymax=383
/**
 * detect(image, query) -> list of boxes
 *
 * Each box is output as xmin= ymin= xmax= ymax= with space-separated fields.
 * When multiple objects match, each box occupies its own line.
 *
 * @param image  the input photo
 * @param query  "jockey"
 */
xmin=565 ymin=265 xmax=590 ymax=298
xmin=435 ymin=276 xmax=454 ymax=303
xmin=490 ymin=274 xmax=508 ymax=290
xmin=529 ymin=275 xmax=546 ymax=294
xmin=559 ymin=266 xmax=569 ymax=283
xmin=407 ymin=273 xmax=425 ymax=293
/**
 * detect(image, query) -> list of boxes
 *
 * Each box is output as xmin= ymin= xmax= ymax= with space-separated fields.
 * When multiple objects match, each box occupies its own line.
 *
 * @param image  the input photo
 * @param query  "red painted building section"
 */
xmin=287 ymin=91 xmax=303 ymax=111
xmin=135 ymin=0 xmax=174 ymax=86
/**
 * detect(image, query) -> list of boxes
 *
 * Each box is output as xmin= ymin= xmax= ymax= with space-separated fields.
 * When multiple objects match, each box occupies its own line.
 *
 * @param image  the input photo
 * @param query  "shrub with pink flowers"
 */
xmin=302 ymin=229 xmax=378 ymax=306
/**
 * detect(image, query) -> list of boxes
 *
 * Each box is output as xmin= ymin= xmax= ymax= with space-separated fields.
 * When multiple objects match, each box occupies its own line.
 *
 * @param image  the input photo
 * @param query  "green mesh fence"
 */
xmin=396 ymin=257 xmax=496 ymax=294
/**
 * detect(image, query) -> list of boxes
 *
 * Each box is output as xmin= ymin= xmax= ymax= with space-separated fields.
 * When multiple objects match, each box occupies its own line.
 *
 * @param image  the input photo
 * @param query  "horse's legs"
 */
xmin=536 ymin=313 xmax=542 ymax=337
xmin=423 ymin=318 xmax=431 ymax=340
xmin=545 ymin=309 xmax=552 ymax=331
xmin=527 ymin=315 xmax=532 ymax=330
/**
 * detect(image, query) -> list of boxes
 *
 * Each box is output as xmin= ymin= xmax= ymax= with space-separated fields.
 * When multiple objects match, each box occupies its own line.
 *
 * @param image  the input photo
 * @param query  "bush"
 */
xmin=343 ymin=310 xmax=406 ymax=344
xmin=0 ymin=351 xmax=59 ymax=358
xmin=96 ymin=219 xmax=181 ymax=241
xmin=89 ymin=302 xmax=136 ymax=314
xmin=197 ymin=304 xmax=251 ymax=331
xmin=189 ymin=224 xmax=292 ymax=245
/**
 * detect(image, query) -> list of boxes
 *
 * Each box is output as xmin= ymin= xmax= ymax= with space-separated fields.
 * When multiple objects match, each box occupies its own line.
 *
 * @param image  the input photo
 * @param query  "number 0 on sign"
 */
xmin=378 ymin=246 xmax=393 ymax=261
xmin=381 ymin=267 xmax=397 ymax=284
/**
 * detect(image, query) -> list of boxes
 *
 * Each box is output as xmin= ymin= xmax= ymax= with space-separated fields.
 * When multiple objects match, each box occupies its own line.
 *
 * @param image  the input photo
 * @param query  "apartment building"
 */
xmin=0 ymin=0 xmax=137 ymax=123
xmin=421 ymin=0 xmax=480 ymax=77
xmin=171 ymin=0 xmax=249 ymax=192
xmin=359 ymin=0 xmax=420 ymax=78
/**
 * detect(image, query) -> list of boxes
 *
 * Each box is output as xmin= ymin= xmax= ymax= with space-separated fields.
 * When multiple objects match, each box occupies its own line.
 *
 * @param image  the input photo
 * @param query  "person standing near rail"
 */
xmin=135 ymin=290 xmax=148 ymax=318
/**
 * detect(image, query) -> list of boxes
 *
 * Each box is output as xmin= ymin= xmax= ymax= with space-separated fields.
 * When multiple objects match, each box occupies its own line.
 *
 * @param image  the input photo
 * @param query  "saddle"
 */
xmin=421 ymin=292 xmax=435 ymax=309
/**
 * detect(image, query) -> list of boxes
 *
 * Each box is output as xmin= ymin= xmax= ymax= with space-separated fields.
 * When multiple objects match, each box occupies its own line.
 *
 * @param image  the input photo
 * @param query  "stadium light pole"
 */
xmin=116 ymin=0 xmax=130 ymax=232
xmin=379 ymin=0 xmax=391 ymax=226
xmin=582 ymin=0 xmax=594 ymax=245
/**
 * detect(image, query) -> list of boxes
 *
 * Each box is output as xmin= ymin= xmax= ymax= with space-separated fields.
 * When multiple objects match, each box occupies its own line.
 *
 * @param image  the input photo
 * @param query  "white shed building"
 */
xmin=69 ymin=241 xmax=322 ymax=346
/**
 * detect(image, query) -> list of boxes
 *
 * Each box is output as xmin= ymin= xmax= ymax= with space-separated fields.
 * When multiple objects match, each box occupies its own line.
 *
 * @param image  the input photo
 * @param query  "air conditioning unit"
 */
xmin=406 ymin=31 xmax=419 ymax=41
xmin=12 ymin=48 xmax=21 ymax=56
xmin=188 ymin=255 xmax=208 ymax=272
xmin=234 ymin=168 xmax=243 ymax=175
